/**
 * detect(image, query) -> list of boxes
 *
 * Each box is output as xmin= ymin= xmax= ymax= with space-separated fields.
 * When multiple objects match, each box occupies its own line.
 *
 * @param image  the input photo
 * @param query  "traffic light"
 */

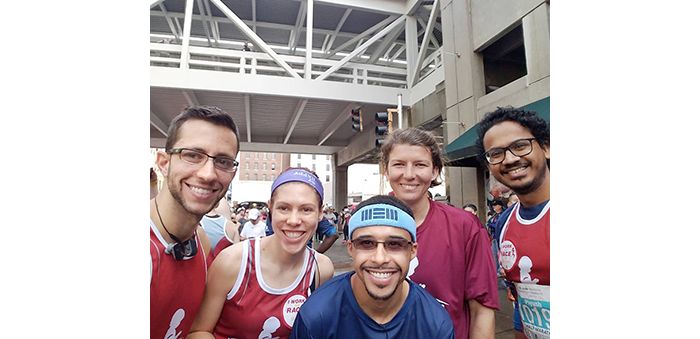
xmin=375 ymin=111 xmax=389 ymax=148
xmin=351 ymin=108 xmax=362 ymax=132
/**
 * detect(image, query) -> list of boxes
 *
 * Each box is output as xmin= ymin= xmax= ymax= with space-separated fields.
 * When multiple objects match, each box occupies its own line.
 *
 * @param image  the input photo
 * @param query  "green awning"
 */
xmin=444 ymin=97 xmax=550 ymax=167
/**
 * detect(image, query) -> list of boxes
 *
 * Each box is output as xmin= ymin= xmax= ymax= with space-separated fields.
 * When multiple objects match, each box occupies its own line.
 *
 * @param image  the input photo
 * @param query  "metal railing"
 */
xmin=150 ymin=39 xmax=443 ymax=89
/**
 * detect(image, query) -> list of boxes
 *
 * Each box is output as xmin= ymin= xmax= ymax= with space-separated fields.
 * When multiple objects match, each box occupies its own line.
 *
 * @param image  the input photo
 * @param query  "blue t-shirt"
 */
xmin=316 ymin=218 xmax=337 ymax=237
xmin=200 ymin=215 xmax=226 ymax=251
xmin=290 ymin=272 xmax=455 ymax=339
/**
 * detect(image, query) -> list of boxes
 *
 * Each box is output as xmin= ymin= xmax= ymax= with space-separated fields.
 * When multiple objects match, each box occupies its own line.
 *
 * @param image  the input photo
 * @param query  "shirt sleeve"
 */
xmin=290 ymin=312 xmax=314 ymax=339
xmin=240 ymin=222 xmax=251 ymax=238
xmin=438 ymin=318 xmax=456 ymax=339
xmin=318 ymin=220 xmax=337 ymax=237
xmin=464 ymin=219 xmax=500 ymax=310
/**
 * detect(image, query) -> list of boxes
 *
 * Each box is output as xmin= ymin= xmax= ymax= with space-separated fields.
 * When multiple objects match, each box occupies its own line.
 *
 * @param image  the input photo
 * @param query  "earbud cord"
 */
xmin=154 ymin=198 xmax=185 ymax=245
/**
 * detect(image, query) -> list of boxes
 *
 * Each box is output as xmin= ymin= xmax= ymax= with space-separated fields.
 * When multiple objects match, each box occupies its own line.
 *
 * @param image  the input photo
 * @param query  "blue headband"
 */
xmin=349 ymin=203 xmax=416 ymax=241
xmin=271 ymin=168 xmax=324 ymax=201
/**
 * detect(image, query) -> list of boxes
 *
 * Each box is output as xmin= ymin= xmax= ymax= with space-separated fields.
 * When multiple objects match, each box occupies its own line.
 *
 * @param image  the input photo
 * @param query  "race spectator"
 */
xmin=239 ymin=208 xmax=265 ymax=240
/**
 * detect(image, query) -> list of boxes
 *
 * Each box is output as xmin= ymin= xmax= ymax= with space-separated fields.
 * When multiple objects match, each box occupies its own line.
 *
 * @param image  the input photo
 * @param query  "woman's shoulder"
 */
xmin=428 ymin=200 xmax=483 ymax=231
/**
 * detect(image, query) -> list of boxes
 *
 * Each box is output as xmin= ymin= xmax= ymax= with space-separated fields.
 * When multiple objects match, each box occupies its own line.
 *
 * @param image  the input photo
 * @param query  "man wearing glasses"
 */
xmin=290 ymin=195 xmax=455 ymax=338
xmin=150 ymin=106 xmax=240 ymax=339
xmin=477 ymin=106 xmax=550 ymax=339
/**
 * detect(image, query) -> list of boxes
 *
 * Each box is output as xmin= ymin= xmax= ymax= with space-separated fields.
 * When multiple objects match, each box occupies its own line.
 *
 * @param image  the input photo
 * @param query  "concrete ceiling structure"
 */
xmin=150 ymin=0 xmax=445 ymax=165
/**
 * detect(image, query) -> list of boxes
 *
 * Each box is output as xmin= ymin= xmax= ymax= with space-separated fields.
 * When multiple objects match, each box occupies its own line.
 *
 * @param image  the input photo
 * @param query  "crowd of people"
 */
xmin=150 ymin=105 xmax=550 ymax=339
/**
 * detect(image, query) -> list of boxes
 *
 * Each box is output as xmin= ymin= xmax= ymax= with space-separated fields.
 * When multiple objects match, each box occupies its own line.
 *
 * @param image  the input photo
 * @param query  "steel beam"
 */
xmin=182 ymin=90 xmax=199 ymax=106
xmin=150 ymin=111 xmax=169 ymax=136
xmin=151 ymin=138 xmax=343 ymax=154
xmin=305 ymin=0 xmax=313 ymax=79
xmin=326 ymin=8 xmax=351 ymax=53
xmin=210 ymin=0 xmax=302 ymax=79
xmin=284 ymin=99 xmax=309 ymax=144
xmin=317 ymin=103 xmax=355 ymax=145
xmin=317 ymin=15 xmax=406 ymax=81
xmin=244 ymin=94 xmax=252 ymax=142
xmin=412 ymin=0 xmax=439 ymax=86
xmin=328 ymin=15 xmax=396 ymax=57
xmin=179 ymin=0 xmax=195 ymax=69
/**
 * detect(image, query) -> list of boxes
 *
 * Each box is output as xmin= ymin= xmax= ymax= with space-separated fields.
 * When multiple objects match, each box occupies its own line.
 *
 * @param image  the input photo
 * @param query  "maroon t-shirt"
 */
xmin=408 ymin=200 xmax=500 ymax=339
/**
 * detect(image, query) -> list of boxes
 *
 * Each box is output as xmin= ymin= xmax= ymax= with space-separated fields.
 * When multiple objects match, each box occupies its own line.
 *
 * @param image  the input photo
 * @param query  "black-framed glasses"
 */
xmin=167 ymin=148 xmax=239 ymax=173
xmin=484 ymin=138 xmax=537 ymax=165
xmin=350 ymin=237 xmax=413 ymax=252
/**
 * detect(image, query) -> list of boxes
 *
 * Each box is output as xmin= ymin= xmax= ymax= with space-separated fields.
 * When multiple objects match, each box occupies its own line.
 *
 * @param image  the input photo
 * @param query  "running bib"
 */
xmin=515 ymin=283 xmax=550 ymax=339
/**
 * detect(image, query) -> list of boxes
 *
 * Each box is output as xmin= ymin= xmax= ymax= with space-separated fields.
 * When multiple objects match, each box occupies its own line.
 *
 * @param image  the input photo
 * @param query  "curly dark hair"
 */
xmin=476 ymin=106 xmax=549 ymax=163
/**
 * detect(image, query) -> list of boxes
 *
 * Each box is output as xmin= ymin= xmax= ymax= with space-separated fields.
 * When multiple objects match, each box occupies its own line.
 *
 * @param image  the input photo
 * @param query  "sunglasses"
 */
xmin=350 ymin=237 xmax=413 ymax=252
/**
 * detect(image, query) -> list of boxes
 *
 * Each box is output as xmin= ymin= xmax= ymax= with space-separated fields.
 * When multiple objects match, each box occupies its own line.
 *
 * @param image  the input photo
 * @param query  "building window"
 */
xmin=263 ymin=163 xmax=267 ymax=170
xmin=271 ymin=163 xmax=276 ymax=170
xmin=326 ymin=175 xmax=330 ymax=182
xmin=297 ymin=154 xmax=301 ymax=159
xmin=326 ymin=155 xmax=330 ymax=160
xmin=480 ymin=23 xmax=526 ymax=94
xmin=246 ymin=152 xmax=250 ymax=159
xmin=271 ymin=174 xmax=275 ymax=181
xmin=263 ymin=174 xmax=267 ymax=181
xmin=245 ymin=163 xmax=250 ymax=170
xmin=254 ymin=173 xmax=258 ymax=180
xmin=264 ymin=153 xmax=268 ymax=160
xmin=254 ymin=163 xmax=258 ymax=170
xmin=312 ymin=154 xmax=316 ymax=160
xmin=312 ymin=164 xmax=316 ymax=171
xmin=245 ymin=173 xmax=249 ymax=180
xmin=272 ymin=154 xmax=276 ymax=160
xmin=326 ymin=164 xmax=330 ymax=171
xmin=297 ymin=162 xmax=301 ymax=167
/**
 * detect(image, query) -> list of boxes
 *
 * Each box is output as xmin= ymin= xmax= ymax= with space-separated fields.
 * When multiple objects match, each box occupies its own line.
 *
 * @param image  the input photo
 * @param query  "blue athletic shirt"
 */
xmin=290 ymin=271 xmax=455 ymax=339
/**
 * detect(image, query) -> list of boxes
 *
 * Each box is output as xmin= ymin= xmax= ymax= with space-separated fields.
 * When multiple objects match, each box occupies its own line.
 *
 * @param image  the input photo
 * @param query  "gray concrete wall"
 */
xmin=437 ymin=0 xmax=549 ymax=209
xmin=409 ymin=86 xmax=446 ymax=127
xmin=439 ymin=0 xmax=484 ymax=209
xmin=471 ymin=0 xmax=546 ymax=50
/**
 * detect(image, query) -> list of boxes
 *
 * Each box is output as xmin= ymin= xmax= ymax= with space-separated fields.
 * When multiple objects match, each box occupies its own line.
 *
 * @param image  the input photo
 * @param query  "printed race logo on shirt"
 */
xmin=499 ymin=240 xmax=517 ymax=270
xmin=282 ymin=294 xmax=306 ymax=327
xmin=165 ymin=308 xmax=185 ymax=339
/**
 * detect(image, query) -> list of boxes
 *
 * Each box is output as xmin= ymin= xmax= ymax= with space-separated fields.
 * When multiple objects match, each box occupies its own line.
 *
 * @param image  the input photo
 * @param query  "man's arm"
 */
xmin=468 ymin=300 xmax=495 ymax=339
xmin=224 ymin=220 xmax=240 ymax=243
xmin=315 ymin=233 xmax=338 ymax=254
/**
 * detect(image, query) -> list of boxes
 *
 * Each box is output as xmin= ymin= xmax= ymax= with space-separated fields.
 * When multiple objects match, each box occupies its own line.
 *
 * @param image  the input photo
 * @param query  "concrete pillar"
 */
xmin=332 ymin=154 xmax=348 ymax=208
xmin=441 ymin=0 xmax=485 ymax=209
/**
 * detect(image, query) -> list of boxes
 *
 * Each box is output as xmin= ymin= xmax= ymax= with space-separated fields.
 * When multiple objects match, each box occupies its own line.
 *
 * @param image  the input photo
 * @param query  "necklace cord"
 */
xmin=154 ymin=198 xmax=184 ymax=245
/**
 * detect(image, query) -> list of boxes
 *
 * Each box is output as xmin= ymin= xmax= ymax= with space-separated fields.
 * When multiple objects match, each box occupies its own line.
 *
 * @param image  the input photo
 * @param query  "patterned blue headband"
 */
xmin=349 ymin=203 xmax=416 ymax=241
xmin=271 ymin=168 xmax=324 ymax=201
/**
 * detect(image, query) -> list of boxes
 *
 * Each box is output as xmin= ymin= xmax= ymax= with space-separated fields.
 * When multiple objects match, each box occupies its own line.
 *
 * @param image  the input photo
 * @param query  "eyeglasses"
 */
xmin=167 ymin=148 xmax=239 ymax=173
xmin=350 ymin=237 xmax=413 ymax=252
xmin=484 ymin=138 xmax=537 ymax=165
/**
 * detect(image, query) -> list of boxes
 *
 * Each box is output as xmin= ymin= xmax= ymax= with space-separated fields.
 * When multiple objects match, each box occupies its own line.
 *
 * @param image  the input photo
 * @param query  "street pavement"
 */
xmin=317 ymin=237 xmax=517 ymax=338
